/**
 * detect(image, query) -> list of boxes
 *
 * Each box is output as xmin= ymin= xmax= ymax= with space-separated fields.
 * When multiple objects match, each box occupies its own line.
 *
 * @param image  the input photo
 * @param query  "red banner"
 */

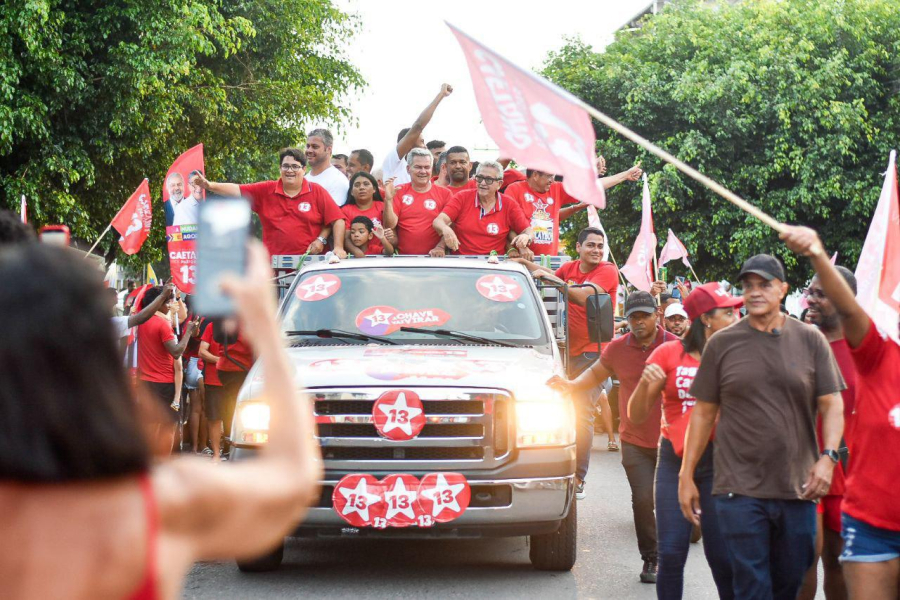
xmin=112 ymin=179 xmax=152 ymax=255
xmin=166 ymin=224 xmax=196 ymax=293
xmin=448 ymin=23 xmax=605 ymax=208
xmin=621 ymin=176 xmax=657 ymax=292
xmin=164 ymin=144 xmax=205 ymax=227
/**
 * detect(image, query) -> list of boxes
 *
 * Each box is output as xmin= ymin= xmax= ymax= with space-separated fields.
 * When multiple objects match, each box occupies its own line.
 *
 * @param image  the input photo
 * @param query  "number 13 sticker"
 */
xmin=372 ymin=390 xmax=426 ymax=441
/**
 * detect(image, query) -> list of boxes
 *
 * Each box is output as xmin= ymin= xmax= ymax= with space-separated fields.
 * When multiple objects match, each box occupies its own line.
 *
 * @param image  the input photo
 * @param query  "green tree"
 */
xmin=0 ymin=0 xmax=362 ymax=266
xmin=544 ymin=0 xmax=900 ymax=286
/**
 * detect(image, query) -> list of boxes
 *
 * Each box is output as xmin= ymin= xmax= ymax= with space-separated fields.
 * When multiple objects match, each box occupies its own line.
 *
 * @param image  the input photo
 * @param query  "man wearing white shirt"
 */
xmin=305 ymin=128 xmax=350 ymax=207
xmin=381 ymin=84 xmax=453 ymax=186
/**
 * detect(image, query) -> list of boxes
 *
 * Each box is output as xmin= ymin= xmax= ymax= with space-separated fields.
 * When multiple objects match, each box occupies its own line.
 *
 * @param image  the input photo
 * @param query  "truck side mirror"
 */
xmin=586 ymin=293 xmax=614 ymax=343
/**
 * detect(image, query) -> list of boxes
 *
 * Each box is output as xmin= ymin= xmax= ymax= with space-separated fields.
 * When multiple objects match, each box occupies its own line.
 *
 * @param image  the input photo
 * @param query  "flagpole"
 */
xmin=687 ymin=264 xmax=702 ymax=285
xmin=85 ymin=223 xmax=112 ymax=257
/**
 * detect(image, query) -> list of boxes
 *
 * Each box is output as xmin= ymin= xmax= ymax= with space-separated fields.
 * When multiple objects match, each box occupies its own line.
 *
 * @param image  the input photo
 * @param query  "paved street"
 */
xmin=184 ymin=436 xmax=725 ymax=599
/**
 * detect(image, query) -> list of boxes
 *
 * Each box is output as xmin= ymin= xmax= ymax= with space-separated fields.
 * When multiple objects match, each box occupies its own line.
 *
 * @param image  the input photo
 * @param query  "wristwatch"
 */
xmin=316 ymin=236 xmax=327 ymax=245
xmin=821 ymin=449 xmax=840 ymax=464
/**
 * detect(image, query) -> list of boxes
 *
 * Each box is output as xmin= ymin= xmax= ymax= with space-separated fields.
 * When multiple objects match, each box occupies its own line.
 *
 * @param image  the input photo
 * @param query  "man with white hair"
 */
xmin=306 ymin=128 xmax=350 ymax=207
xmin=382 ymin=84 xmax=453 ymax=186
xmin=164 ymin=172 xmax=199 ymax=227
xmin=433 ymin=160 xmax=533 ymax=256
xmin=383 ymin=147 xmax=452 ymax=256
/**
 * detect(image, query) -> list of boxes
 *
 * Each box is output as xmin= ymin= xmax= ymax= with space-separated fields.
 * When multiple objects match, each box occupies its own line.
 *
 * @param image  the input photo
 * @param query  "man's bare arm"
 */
xmin=396 ymin=84 xmax=453 ymax=159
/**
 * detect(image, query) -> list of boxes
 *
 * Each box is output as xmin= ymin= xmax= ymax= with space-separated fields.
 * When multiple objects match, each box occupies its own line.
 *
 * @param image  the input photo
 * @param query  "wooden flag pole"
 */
xmin=85 ymin=223 xmax=113 ymax=257
xmin=687 ymin=263 xmax=702 ymax=285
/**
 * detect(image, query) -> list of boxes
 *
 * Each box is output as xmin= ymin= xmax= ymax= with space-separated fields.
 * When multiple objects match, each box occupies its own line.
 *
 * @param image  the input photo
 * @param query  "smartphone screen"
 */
xmin=194 ymin=198 xmax=251 ymax=317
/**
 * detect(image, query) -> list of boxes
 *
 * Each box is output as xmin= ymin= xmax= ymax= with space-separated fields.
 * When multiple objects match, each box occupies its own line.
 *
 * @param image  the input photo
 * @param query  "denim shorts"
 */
xmin=184 ymin=356 xmax=203 ymax=390
xmin=841 ymin=512 xmax=900 ymax=563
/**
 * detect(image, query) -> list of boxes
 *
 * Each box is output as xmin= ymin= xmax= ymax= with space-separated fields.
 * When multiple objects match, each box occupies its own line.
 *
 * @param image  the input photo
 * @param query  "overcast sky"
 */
xmin=327 ymin=0 xmax=652 ymax=165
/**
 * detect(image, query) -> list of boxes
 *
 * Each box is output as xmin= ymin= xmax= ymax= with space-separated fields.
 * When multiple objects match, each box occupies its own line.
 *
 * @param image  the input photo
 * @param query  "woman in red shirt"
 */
xmin=0 ymin=242 xmax=321 ymax=598
xmin=629 ymin=283 xmax=742 ymax=600
xmin=342 ymin=171 xmax=387 ymax=256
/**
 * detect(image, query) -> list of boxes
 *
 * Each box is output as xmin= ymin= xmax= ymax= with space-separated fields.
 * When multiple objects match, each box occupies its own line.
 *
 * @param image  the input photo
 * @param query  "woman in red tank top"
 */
xmin=0 ymin=242 xmax=321 ymax=599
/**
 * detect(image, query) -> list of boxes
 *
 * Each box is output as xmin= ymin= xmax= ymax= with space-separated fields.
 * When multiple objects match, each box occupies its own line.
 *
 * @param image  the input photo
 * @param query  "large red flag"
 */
xmin=856 ymin=151 xmax=900 ymax=343
xmin=658 ymin=229 xmax=692 ymax=268
xmin=163 ymin=144 xmax=205 ymax=205
xmin=447 ymin=23 xmax=606 ymax=208
xmin=112 ymin=179 xmax=152 ymax=255
xmin=620 ymin=176 xmax=657 ymax=292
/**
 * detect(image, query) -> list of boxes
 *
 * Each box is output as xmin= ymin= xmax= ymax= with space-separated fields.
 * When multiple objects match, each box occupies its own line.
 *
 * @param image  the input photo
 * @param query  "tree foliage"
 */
xmin=0 ymin=0 xmax=362 ymax=265
xmin=545 ymin=0 xmax=900 ymax=285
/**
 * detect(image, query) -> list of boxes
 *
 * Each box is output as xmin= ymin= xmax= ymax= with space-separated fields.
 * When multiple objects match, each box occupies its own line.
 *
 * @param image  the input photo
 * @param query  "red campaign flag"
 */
xmin=448 ymin=23 xmax=606 ymax=208
xmin=620 ymin=176 xmax=657 ymax=292
xmin=112 ymin=179 xmax=152 ymax=255
xmin=167 ymin=225 xmax=197 ymax=294
xmin=164 ymin=144 xmax=205 ymax=227
xmin=658 ymin=228 xmax=692 ymax=268
xmin=856 ymin=151 xmax=900 ymax=343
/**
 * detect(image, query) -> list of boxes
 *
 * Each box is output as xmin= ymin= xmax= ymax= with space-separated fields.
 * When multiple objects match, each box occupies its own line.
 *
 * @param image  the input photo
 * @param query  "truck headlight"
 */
xmin=516 ymin=392 xmax=575 ymax=448
xmin=235 ymin=402 xmax=270 ymax=444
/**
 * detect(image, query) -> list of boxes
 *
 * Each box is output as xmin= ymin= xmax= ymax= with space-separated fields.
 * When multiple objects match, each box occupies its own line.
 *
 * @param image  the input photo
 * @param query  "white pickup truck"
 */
xmin=230 ymin=256 xmax=612 ymax=573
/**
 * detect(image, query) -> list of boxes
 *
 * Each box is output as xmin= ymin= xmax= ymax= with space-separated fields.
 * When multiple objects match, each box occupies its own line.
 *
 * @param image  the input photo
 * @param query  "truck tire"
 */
xmin=236 ymin=539 xmax=284 ymax=572
xmin=529 ymin=499 xmax=577 ymax=571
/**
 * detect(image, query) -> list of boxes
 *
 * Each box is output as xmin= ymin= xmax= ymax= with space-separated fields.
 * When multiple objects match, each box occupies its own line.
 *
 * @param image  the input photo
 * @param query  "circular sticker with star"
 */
xmin=332 ymin=474 xmax=386 ymax=528
xmin=417 ymin=472 xmax=471 ymax=523
xmin=295 ymin=273 xmax=341 ymax=302
xmin=380 ymin=474 xmax=421 ymax=528
xmin=475 ymin=274 xmax=522 ymax=302
xmin=372 ymin=390 xmax=426 ymax=441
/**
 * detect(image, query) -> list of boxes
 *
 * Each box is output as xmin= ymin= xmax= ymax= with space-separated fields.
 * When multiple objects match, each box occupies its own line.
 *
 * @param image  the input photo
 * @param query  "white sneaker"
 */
xmin=575 ymin=480 xmax=586 ymax=500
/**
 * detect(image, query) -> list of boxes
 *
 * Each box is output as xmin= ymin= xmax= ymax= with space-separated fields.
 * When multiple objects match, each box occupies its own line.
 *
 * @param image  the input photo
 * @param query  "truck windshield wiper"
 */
xmin=399 ymin=327 xmax=516 ymax=348
xmin=285 ymin=329 xmax=398 ymax=345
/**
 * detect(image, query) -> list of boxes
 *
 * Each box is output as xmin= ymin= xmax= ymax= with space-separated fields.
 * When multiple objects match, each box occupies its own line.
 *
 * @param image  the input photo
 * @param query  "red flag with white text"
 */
xmin=620 ymin=176 xmax=657 ymax=292
xmin=448 ymin=23 xmax=606 ymax=208
xmin=855 ymin=150 xmax=900 ymax=343
xmin=112 ymin=179 xmax=152 ymax=255
xmin=658 ymin=229 xmax=692 ymax=268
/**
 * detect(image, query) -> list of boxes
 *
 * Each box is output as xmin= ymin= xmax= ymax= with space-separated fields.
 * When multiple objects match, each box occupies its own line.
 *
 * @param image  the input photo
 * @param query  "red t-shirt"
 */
xmin=441 ymin=190 xmax=531 ymax=255
xmin=200 ymin=323 xmax=222 ymax=386
xmin=818 ymin=338 xmax=859 ymax=497
xmin=601 ymin=327 xmax=679 ymax=448
xmin=239 ymin=178 xmax=344 ymax=256
xmin=342 ymin=201 xmax=385 ymax=256
xmin=137 ymin=315 xmax=176 ymax=384
xmin=842 ymin=321 xmax=900 ymax=531
xmin=506 ymin=181 xmax=578 ymax=256
xmin=217 ymin=331 xmax=253 ymax=373
xmin=391 ymin=183 xmax=453 ymax=255
xmin=501 ymin=168 xmax=526 ymax=191
xmin=647 ymin=341 xmax=703 ymax=442
xmin=554 ymin=260 xmax=619 ymax=355
xmin=446 ymin=179 xmax=476 ymax=193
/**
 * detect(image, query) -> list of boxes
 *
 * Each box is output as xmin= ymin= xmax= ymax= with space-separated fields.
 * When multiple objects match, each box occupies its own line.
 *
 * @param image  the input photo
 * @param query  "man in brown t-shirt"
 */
xmin=679 ymin=254 xmax=845 ymax=600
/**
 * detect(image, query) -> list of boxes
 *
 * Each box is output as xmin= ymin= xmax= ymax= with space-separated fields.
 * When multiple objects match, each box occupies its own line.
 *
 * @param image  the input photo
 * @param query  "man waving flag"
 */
xmin=448 ymin=23 xmax=606 ymax=209
xmin=112 ymin=179 xmax=153 ymax=255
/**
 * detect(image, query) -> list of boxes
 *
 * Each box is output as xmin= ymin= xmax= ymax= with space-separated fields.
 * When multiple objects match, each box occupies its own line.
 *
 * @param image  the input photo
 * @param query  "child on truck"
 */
xmin=347 ymin=216 xmax=394 ymax=257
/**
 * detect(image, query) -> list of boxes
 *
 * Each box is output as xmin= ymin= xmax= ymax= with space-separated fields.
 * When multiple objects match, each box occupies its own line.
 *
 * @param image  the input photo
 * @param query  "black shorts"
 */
xmin=217 ymin=370 xmax=248 ymax=435
xmin=143 ymin=381 xmax=177 ymax=424
xmin=204 ymin=384 xmax=225 ymax=422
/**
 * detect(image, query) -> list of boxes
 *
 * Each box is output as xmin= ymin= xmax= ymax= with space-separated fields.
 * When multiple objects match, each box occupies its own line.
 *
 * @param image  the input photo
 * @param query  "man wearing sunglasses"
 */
xmin=433 ymin=161 xmax=533 ymax=256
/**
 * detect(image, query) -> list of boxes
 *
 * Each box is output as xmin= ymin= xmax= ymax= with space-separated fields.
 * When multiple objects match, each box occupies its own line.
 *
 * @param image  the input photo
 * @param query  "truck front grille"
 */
xmin=312 ymin=388 xmax=511 ymax=471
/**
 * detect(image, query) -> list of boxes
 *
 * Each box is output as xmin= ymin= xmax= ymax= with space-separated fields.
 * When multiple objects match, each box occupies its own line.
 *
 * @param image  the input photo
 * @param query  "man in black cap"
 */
xmin=679 ymin=254 xmax=846 ymax=600
xmin=550 ymin=290 xmax=678 ymax=583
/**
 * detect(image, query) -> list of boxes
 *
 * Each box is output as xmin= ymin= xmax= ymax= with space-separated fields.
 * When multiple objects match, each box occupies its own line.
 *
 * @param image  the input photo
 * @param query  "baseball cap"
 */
xmin=683 ymin=282 xmax=744 ymax=320
xmin=664 ymin=303 xmax=689 ymax=319
xmin=624 ymin=291 xmax=657 ymax=317
xmin=738 ymin=254 xmax=786 ymax=282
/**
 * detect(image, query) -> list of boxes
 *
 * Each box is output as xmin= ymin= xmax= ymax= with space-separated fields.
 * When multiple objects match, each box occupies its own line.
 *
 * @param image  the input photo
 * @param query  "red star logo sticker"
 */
xmin=476 ymin=274 xmax=522 ymax=302
xmin=296 ymin=274 xmax=341 ymax=301
xmin=417 ymin=473 xmax=470 ymax=523
xmin=373 ymin=390 xmax=426 ymax=441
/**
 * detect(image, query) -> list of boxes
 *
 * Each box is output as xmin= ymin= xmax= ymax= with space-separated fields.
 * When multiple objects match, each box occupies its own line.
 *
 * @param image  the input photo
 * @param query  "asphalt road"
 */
xmin=183 ymin=436 xmax=821 ymax=599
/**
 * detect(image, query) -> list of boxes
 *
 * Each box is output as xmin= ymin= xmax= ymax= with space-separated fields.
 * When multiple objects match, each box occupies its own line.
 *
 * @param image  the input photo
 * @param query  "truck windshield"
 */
xmin=282 ymin=267 xmax=550 ymax=348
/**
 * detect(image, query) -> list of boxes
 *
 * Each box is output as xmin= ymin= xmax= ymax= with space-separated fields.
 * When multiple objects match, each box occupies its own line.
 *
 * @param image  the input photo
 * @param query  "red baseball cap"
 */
xmin=683 ymin=282 xmax=744 ymax=320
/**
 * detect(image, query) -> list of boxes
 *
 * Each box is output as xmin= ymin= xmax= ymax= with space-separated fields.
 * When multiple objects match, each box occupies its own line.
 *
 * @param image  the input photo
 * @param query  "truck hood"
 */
xmin=244 ymin=345 xmax=563 ymax=398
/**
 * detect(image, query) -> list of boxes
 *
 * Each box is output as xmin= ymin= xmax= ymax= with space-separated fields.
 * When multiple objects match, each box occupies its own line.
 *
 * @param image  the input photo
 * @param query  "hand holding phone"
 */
xmin=194 ymin=198 xmax=252 ymax=317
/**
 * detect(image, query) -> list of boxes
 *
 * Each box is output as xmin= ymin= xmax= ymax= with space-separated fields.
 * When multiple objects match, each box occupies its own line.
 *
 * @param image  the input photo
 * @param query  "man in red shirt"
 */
xmin=550 ymin=291 xmax=678 ymax=583
xmin=781 ymin=225 xmax=900 ymax=600
xmin=136 ymin=285 xmax=197 ymax=455
xmin=505 ymin=164 xmax=643 ymax=256
xmin=382 ymin=147 xmax=453 ymax=256
xmin=190 ymin=148 xmax=347 ymax=258
xmin=433 ymin=161 xmax=533 ymax=256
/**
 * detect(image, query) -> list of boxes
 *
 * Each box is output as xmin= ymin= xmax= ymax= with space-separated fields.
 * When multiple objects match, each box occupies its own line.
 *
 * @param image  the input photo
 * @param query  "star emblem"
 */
xmin=338 ymin=477 xmax=383 ymax=522
xmin=478 ymin=276 xmax=518 ymax=300
xmin=421 ymin=474 xmax=467 ymax=518
xmin=377 ymin=392 xmax=424 ymax=436
xmin=384 ymin=477 xmax=418 ymax=521
xmin=533 ymin=199 xmax=549 ymax=212
xmin=365 ymin=308 xmax=394 ymax=327
xmin=299 ymin=275 xmax=338 ymax=300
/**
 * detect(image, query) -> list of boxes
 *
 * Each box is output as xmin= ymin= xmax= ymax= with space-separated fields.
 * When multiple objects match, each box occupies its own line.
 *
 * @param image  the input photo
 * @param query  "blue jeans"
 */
xmin=655 ymin=437 xmax=733 ymax=600
xmin=568 ymin=352 xmax=600 ymax=482
xmin=715 ymin=494 xmax=816 ymax=600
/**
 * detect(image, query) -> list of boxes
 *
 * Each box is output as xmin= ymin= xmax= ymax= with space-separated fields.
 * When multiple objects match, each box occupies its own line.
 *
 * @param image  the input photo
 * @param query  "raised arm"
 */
xmin=600 ymin=165 xmax=643 ymax=190
xmin=156 ymin=241 xmax=322 ymax=561
xmin=127 ymin=283 xmax=174 ymax=328
xmin=163 ymin=318 xmax=198 ymax=358
xmin=381 ymin=179 xmax=399 ymax=229
xmin=190 ymin=172 xmax=242 ymax=197
xmin=780 ymin=225 xmax=870 ymax=347
xmin=396 ymin=84 xmax=453 ymax=159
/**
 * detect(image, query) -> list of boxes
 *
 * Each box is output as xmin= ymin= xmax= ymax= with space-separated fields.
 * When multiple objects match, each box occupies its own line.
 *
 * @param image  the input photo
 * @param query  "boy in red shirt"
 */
xmin=347 ymin=216 xmax=394 ymax=257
